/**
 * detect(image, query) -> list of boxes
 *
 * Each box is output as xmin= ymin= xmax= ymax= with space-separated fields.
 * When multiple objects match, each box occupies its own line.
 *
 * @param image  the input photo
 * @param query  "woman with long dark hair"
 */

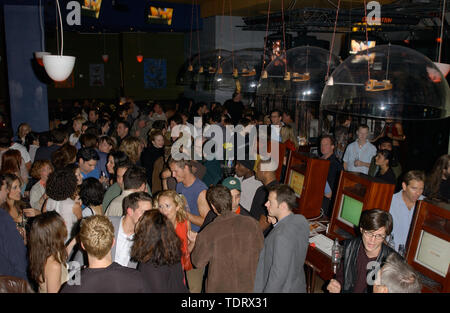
xmin=425 ymin=154 xmax=450 ymax=201
xmin=131 ymin=210 xmax=188 ymax=292
xmin=28 ymin=211 xmax=75 ymax=293
xmin=1 ymin=174 xmax=29 ymax=241
xmin=106 ymin=151 xmax=129 ymax=185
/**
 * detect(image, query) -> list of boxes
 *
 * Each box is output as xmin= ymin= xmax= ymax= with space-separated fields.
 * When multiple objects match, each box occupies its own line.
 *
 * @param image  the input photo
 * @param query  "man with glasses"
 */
xmin=327 ymin=209 xmax=398 ymax=293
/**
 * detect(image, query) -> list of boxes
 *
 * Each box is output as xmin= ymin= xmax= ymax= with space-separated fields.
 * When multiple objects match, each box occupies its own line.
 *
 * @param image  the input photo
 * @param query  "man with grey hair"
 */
xmin=374 ymin=253 xmax=422 ymax=293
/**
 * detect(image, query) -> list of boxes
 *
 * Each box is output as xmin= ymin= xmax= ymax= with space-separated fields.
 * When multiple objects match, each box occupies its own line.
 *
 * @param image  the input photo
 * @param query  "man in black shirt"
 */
xmin=224 ymin=92 xmax=245 ymax=124
xmin=320 ymin=135 xmax=343 ymax=217
xmin=250 ymin=159 xmax=280 ymax=236
xmin=60 ymin=215 xmax=149 ymax=293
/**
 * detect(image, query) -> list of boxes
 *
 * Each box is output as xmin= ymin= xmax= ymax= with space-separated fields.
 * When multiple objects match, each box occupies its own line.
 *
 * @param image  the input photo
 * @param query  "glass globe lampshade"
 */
xmin=178 ymin=49 xmax=232 ymax=91
xmin=257 ymin=46 xmax=340 ymax=101
xmin=211 ymin=48 xmax=270 ymax=93
xmin=321 ymin=44 xmax=450 ymax=120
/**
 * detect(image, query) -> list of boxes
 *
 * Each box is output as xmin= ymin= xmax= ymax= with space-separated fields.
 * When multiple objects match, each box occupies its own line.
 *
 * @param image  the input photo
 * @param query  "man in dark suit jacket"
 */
xmin=254 ymin=184 xmax=309 ymax=293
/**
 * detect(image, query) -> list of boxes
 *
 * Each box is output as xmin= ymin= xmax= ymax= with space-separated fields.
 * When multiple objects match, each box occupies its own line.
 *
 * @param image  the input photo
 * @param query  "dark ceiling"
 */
xmin=2 ymin=0 xmax=448 ymax=36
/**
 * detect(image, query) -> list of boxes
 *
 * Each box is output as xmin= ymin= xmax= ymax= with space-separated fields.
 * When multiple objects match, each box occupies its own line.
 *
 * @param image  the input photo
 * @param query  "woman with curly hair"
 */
xmin=156 ymin=191 xmax=194 ymax=277
xmin=119 ymin=136 xmax=144 ymax=165
xmin=45 ymin=168 xmax=82 ymax=243
xmin=28 ymin=211 xmax=75 ymax=293
xmin=29 ymin=160 xmax=53 ymax=211
xmin=131 ymin=210 xmax=188 ymax=292
xmin=425 ymin=154 xmax=450 ymax=201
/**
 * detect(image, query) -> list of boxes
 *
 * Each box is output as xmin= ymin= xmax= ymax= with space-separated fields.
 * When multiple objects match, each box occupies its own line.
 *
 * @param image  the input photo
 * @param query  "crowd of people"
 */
xmin=0 ymin=94 xmax=448 ymax=293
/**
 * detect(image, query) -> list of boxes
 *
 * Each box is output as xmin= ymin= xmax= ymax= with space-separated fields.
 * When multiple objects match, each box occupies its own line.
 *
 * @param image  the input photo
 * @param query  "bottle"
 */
xmin=331 ymin=238 xmax=341 ymax=275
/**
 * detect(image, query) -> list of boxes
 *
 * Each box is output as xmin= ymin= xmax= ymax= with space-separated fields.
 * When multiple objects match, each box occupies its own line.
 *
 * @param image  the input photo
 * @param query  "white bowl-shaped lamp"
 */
xmin=43 ymin=55 xmax=76 ymax=82
xmin=34 ymin=52 xmax=50 ymax=67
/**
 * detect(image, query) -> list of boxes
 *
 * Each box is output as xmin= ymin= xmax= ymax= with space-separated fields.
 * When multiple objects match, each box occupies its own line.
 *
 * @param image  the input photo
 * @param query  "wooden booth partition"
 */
xmin=405 ymin=200 xmax=450 ymax=293
xmin=304 ymin=171 xmax=395 ymax=291
xmin=284 ymin=151 xmax=329 ymax=219
xmin=328 ymin=171 xmax=395 ymax=241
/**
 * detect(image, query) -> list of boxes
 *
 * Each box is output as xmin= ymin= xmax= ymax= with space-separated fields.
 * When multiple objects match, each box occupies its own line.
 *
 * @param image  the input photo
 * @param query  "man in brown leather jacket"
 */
xmin=190 ymin=185 xmax=264 ymax=292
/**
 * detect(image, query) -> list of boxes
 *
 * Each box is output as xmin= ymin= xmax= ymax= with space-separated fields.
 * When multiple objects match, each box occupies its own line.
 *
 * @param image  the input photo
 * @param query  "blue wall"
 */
xmin=4 ymin=5 xmax=49 ymax=132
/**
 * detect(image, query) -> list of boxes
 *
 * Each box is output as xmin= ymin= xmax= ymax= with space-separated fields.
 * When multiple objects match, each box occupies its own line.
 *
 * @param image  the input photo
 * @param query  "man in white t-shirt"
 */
xmin=389 ymin=170 xmax=425 ymax=253
xmin=343 ymin=124 xmax=377 ymax=175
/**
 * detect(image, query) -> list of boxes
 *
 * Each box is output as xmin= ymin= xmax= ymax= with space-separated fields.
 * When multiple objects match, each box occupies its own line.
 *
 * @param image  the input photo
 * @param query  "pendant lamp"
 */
xmin=43 ymin=0 xmax=76 ymax=82
xmin=136 ymin=54 xmax=144 ymax=63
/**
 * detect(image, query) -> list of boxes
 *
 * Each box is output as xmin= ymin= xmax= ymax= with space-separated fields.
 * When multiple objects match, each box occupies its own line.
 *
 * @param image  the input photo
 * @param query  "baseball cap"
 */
xmin=221 ymin=177 xmax=241 ymax=192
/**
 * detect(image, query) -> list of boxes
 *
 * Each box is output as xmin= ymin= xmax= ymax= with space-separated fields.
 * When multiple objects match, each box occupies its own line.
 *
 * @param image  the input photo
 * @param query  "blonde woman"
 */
xmin=69 ymin=117 xmax=85 ymax=146
xmin=156 ymin=190 xmax=194 ymax=273
xmin=281 ymin=124 xmax=299 ymax=151
xmin=119 ymin=136 xmax=144 ymax=165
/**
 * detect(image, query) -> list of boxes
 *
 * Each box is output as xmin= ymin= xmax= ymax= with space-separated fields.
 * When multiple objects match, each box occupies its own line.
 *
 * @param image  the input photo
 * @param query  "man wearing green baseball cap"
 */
xmin=199 ymin=177 xmax=253 ymax=232
xmin=221 ymin=177 xmax=251 ymax=217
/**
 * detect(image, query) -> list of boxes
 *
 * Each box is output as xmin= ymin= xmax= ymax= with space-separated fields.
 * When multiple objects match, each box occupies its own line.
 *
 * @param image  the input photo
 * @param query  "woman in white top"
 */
xmin=80 ymin=177 xmax=105 ymax=217
xmin=29 ymin=160 xmax=53 ymax=211
xmin=45 ymin=168 xmax=82 ymax=243
xmin=69 ymin=117 xmax=85 ymax=146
